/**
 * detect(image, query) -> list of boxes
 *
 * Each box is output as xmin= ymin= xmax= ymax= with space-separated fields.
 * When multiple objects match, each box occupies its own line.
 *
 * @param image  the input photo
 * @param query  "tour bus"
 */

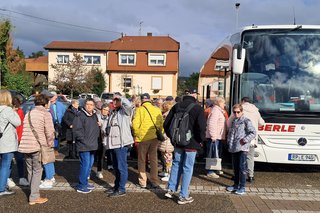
xmin=214 ymin=25 xmax=320 ymax=164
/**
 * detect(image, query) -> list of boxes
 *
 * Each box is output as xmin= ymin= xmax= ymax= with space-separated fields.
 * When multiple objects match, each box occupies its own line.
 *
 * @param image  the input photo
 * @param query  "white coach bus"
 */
xmin=214 ymin=25 xmax=320 ymax=164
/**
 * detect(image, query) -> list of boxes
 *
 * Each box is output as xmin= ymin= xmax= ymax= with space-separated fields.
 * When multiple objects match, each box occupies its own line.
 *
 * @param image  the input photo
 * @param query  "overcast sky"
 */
xmin=1 ymin=0 xmax=320 ymax=76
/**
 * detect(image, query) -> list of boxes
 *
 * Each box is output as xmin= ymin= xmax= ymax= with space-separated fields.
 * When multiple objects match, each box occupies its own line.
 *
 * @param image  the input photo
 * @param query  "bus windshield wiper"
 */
xmin=263 ymin=25 xmax=303 ymax=35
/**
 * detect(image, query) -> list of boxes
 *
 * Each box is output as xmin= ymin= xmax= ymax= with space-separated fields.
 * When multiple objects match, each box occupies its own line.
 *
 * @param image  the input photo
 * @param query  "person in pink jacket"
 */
xmin=19 ymin=94 xmax=55 ymax=205
xmin=205 ymin=97 xmax=227 ymax=178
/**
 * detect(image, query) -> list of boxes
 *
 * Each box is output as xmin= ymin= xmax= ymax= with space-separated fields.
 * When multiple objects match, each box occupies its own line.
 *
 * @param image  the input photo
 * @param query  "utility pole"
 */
xmin=235 ymin=3 xmax=240 ymax=30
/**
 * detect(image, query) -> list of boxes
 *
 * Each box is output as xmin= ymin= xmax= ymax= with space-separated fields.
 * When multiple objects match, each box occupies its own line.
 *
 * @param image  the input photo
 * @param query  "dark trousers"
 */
xmin=232 ymin=151 xmax=247 ymax=189
xmin=96 ymin=143 xmax=113 ymax=172
xmin=67 ymin=141 xmax=78 ymax=158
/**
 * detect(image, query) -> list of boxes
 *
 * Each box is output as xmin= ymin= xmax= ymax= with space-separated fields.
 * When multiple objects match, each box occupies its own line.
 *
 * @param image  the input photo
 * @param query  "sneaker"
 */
xmin=226 ymin=185 xmax=238 ymax=192
xmin=207 ymin=173 xmax=220 ymax=179
xmin=19 ymin=178 xmax=29 ymax=186
xmin=39 ymin=179 xmax=53 ymax=189
xmin=161 ymin=176 xmax=169 ymax=182
xmin=87 ymin=183 xmax=95 ymax=190
xmin=0 ymin=190 xmax=15 ymax=197
xmin=7 ymin=178 xmax=16 ymax=188
xmin=136 ymin=184 xmax=147 ymax=189
xmin=29 ymin=197 xmax=48 ymax=205
xmin=76 ymin=187 xmax=92 ymax=194
xmin=177 ymin=196 xmax=194 ymax=205
xmin=50 ymin=177 xmax=56 ymax=184
xmin=96 ymin=172 xmax=103 ymax=179
xmin=235 ymin=187 xmax=246 ymax=195
xmin=107 ymin=165 xmax=113 ymax=171
xmin=108 ymin=191 xmax=126 ymax=197
xmin=158 ymin=172 xmax=166 ymax=177
xmin=217 ymin=170 xmax=224 ymax=175
xmin=147 ymin=183 xmax=160 ymax=189
xmin=164 ymin=190 xmax=174 ymax=199
xmin=104 ymin=187 xmax=116 ymax=194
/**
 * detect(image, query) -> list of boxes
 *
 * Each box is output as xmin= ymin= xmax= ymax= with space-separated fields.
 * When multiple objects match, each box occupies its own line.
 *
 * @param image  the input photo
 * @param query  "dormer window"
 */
xmin=148 ymin=53 xmax=166 ymax=66
xmin=119 ymin=53 xmax=136 ymax=65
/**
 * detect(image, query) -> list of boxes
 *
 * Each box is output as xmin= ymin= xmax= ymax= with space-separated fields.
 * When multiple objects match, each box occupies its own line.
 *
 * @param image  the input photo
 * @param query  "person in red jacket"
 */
xmin=10 ymin=97 xmax=29 ymax=186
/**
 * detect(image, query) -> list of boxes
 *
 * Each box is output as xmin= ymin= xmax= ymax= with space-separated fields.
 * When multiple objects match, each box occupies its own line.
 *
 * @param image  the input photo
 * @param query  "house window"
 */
xmin=119 ymin=53 xmax=136 ymax=65
xmin=121 ymin=76 xmax=132 ymax=88
xmin=148 ymin=53 xmax=166 ymax=66
xmin=84 ymin=56 xmax=101 ymax=65
xmin=151 ymin=76 xmax=162 ymax=90
xmin=57 ymin=55 xmax=69 ymax=64
xmin=215 ymin=60 xmax=229 ymax=70
xmin=218 ymin=81 xmax=224 ymax=96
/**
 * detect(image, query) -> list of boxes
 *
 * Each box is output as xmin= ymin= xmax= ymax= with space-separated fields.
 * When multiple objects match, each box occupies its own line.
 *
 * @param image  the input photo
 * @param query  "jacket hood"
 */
xmin=242 ymin=102 xmax=259 ymax=114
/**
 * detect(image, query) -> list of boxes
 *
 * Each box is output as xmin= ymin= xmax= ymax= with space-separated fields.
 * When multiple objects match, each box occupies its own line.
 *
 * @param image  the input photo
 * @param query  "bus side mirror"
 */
xmin=232 ymin=47 xmax=246 ymax=74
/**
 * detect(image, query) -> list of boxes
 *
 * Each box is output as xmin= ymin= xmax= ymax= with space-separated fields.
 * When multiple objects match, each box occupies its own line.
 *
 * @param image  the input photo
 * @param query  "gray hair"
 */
xmin=213 ymin=96 xmax=225 ymax=105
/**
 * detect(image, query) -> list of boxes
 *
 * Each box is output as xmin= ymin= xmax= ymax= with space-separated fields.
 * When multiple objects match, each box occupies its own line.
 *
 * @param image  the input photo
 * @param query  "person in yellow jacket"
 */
xmin=132 ymin=93 xmax=163 ymax=188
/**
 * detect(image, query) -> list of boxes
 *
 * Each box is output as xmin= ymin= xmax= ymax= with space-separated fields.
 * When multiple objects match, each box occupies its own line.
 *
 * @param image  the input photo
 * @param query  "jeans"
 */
xmin=0 ymin=152 xmax=14 ymax=192
xmin=43 ymin=162 xmax=55 ymax=180
xmin=206 ymin=139 xmax=222 ymax=174
xmin=78 ymin=151 xmax=95 ymax=189
xmin=232 ymin=151 xmax=247 ymax=188
xmin=168 ymin=148 xmax=197 ymax=198
xmin=111 ymin=147 xmax=128 ymax=192
xmin=13 ymin=152 xmax=25 ymax=179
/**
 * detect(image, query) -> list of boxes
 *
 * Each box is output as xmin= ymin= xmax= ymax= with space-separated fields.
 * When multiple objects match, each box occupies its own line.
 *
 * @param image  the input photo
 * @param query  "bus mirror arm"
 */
xmin=232 ymin=47 xmax=246 ymax=74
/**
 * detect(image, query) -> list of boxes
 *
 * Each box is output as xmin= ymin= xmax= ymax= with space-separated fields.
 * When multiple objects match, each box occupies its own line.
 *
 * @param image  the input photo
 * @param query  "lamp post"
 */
xmin=235 ymin=3 xmax=240 ymax=30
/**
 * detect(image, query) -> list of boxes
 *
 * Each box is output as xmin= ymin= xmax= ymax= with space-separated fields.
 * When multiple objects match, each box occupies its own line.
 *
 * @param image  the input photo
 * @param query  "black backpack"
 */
xmin=169 ymin=103 xmax=196 ymax=146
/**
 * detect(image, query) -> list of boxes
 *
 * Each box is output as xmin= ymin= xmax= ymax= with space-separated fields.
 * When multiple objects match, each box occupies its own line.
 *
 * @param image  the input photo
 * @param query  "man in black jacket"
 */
xmin=72 ymin=98 xmax=100 ymax=194
xmin=163 ymin=93 xmax=206 ymax=205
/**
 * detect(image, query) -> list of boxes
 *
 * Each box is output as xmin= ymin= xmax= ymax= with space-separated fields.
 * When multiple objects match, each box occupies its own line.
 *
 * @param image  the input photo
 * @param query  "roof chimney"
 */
xmin=147 ymin=32 xmax=152 ymax=36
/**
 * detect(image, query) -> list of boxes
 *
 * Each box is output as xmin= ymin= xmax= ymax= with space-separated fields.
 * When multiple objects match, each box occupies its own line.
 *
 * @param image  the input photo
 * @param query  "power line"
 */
xmin=0 ymin=8 xmax=122 ymax=35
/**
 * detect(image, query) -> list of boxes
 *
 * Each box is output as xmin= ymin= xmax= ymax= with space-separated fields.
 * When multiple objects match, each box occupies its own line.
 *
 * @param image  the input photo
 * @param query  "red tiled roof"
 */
xmin=44 ymin=41 xmax=111 ymax=51
xmin=25 ymin=56 xmax=48 ymax=72
xmin=109 ymin=35 xmax=179 ymax=51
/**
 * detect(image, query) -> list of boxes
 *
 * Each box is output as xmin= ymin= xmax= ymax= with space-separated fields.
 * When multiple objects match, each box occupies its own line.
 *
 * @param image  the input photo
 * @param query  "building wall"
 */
xmin=48 ymin=50 xmax=107 ymax=90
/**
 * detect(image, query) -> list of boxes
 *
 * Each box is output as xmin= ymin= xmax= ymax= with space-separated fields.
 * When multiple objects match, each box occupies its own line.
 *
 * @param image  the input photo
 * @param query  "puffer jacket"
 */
xmin=205 ymin=105 xmax=227 ymax=140
xmin=72 ymin=108 xmax=100 ymax=152
xmin=105 ymin=98 xmax=134 ymax=149
xmin=228 ymin=116 xmax=256 ymax=153
xmin=62 ymin=105 xmax=79 ymax=141
xmin=19 ymin=106 xmax=55 ymax=153
xmin=132 ymin=101 xmax=163 ymax=142
xmin=0 ymin=106 xmax=21 ymax=153
xmin=228 ymin=102 xmax=264 ymax=145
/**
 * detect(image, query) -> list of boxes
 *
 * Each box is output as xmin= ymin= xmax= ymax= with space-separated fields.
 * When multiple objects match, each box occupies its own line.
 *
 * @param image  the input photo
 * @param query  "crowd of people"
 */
xmin=0 ymin=88 xmax=264 ymax=205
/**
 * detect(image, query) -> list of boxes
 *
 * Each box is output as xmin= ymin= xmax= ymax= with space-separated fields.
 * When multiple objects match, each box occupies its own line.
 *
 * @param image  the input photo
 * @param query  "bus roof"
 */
xmin=241 ymin=25 xmax=320 ymax=31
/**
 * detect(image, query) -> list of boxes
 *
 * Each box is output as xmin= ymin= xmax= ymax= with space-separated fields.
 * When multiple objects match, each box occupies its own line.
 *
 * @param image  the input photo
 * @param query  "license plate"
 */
xmin=288 ymin=154 xmax=316 ymax=161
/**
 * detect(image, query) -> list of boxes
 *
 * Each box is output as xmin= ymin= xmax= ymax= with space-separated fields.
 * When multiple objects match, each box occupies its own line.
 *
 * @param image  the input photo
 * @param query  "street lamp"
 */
xmin=235 ymin=3 xmax=240 ymax=30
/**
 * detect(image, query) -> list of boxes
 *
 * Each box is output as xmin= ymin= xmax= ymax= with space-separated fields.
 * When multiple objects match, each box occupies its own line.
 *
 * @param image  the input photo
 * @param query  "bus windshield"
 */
xmin=240 ymin=29 xmax=320 ymax=113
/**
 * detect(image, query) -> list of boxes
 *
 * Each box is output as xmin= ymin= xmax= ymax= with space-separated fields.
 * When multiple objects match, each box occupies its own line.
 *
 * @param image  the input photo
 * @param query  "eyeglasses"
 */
xmin=233 ymin=111 xmax=241 ymax=114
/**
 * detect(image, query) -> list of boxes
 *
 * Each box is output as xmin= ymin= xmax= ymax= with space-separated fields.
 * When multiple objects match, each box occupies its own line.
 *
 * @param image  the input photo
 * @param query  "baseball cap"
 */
xmin=41 ymin=90 xmax=55 ymax=98
xmin=140 ymin=93 xmax=150 ymax=100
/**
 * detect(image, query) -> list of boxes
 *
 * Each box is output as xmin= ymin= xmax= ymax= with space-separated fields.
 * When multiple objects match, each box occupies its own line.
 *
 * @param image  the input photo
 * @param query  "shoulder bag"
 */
xmin=28 ymin=111 xmax=55 ymax=164
xmin=205 ymin=141 xmax=222 ymax=171
xmin=142 ymin=105 xmax=165 ymax=142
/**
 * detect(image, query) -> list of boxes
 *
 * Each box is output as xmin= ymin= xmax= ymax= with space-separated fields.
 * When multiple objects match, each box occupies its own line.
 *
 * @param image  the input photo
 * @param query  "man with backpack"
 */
xmin=163 ymin=92 xmax=206 ymax=205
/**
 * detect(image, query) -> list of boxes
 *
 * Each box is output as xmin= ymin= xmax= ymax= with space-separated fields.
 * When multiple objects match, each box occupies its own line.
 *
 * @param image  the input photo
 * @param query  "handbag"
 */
xmin=28 ymin=111 xmax=55 ymax=164
xmin=142 ymin=106 xmax=166 ymax=142
xmin=205 ymin=141 xmax=222 ymax=170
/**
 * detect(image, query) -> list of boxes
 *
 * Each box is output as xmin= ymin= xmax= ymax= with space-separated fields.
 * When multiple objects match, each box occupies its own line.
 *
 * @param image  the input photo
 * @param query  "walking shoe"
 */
xmin=147 ymin=183 xmax=160 ymax=189
xmin=19 ymin=178 xmax=29 ymax=186
xmin=177 ymin=196 xmax=194 ymax=205
xmin=96 ymin=172 xmax=103 ymax=179
xmin=226 ymin=185 xmax=238 ymax=192
xmin=136 ymin=184 xmax=147 ymax=189
xmin=158 ymin=172 xmax=166 ymax=177
xmin=107 ymin=165 xmax=114 ymax=171
xmin=87 ymin=183 xmax=95 ymax=190
xmin=235 ymin=187 xmax=246 ymax=195
xmin=161 ymin=176 xmax=169 ymax=182
xmin=7 ymin=178 xmax=16 ymax=188
xmin=76 ymin=187 xmax=92 ymax=194
xmin=207 ymin=173 xmax=219 ymax=179
xmin=104 ymin=187 xmax=116 ymax=194
xmin=29 ymin=197 xmax=48 ymax=205
xmin=217 ymin=170 xmax=224 ymax=175
xmin=164 ymin=190 xmax=174 ymax=199
xmin=247 ymin=176 xmax=255 ymax=183
xmin=0 ymin=190 xmax=15 ymax=197
xmin=108 ymin=191 xmax=126 ymax=198
xmin=39 ymin=179 xmax=53 ymax=189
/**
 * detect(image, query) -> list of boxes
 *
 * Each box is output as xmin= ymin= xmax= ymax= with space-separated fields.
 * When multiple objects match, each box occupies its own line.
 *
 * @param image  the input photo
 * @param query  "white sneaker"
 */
xmin=96 ymin=172 xmax=103 ymax=179
xmin=19 ymin=178 xmax=29 ymax=186
xmin=207 ymin=173 xmax=220 ymax=179
xmin=217 ymin=170 xmax=224 ymax=175
xmin=161 ymin=176 xmax=169 ymax=182
xmin=7 ymin=178 xmax=16 ymax=188
xmin=39 ymin=179 xmax=53 ymax=189
xmin=107 ymin=165 xmax=113 ymax=170
xmin=50 ymin=177 xmax=56 ymax=184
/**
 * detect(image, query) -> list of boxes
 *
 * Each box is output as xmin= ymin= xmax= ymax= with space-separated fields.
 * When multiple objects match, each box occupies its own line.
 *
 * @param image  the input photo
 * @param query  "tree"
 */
xmin=0 ymin=20 xmax=11 ymax=87
xmin=28 ymin=51 xmax=44 ymax=58
xmin=89 ymin=67 xmax=105 ymax=96
xmin=177 ymin=72 xmax=200 ymax=96
xmin=50 ymin=53 xmax=93 ymax=98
